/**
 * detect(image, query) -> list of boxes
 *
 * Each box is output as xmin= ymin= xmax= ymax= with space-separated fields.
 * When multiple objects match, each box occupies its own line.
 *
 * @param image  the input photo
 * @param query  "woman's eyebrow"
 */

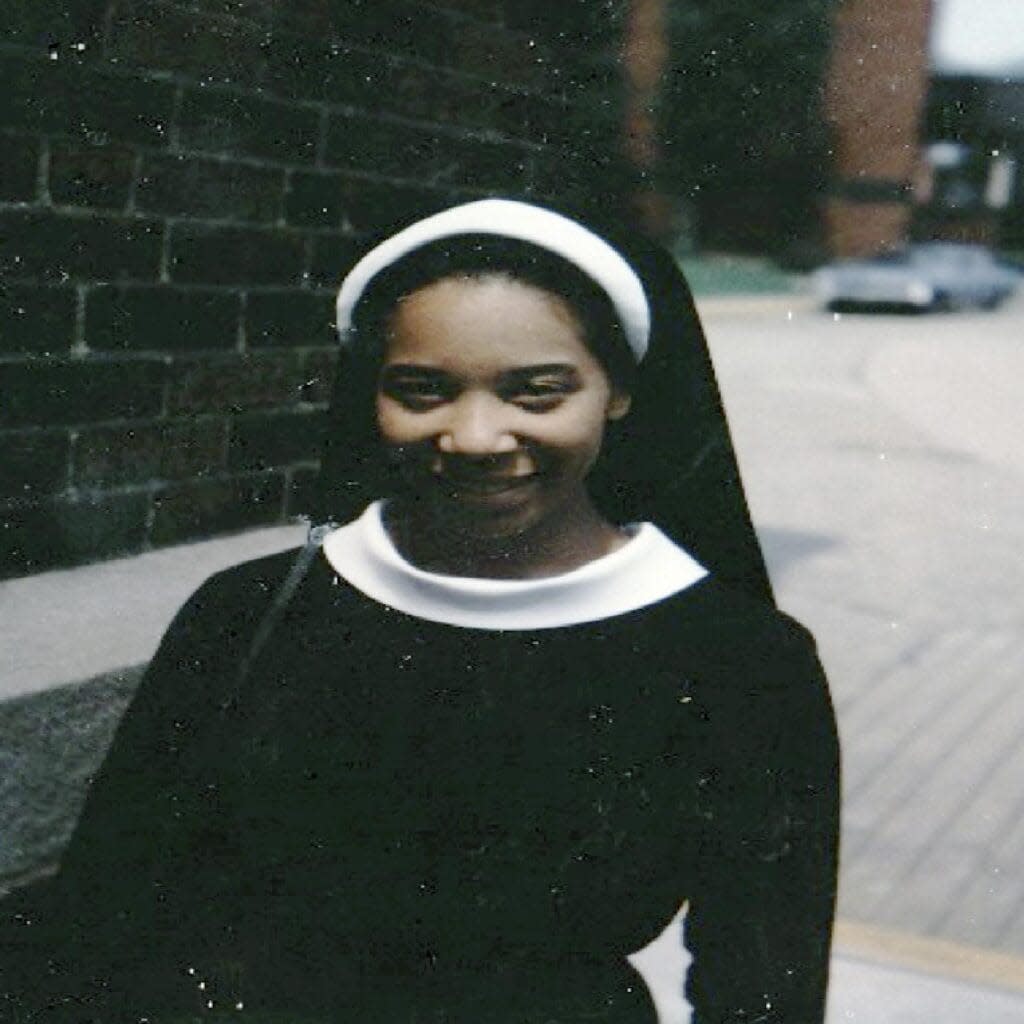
xmin=500 ymin=363 xmax=580 ymax=381
xmin=379 ymin=363 xmax=450 ymax=378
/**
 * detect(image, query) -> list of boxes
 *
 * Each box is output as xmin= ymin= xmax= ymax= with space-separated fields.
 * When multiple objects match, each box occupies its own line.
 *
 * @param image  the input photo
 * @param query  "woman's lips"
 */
xmin=438 ymin=473 xmax=538 ymax=501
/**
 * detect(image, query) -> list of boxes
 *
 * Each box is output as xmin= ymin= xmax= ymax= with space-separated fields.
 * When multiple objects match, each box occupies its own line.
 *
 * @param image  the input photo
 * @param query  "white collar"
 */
xmin=321 ymin=502 xmax=708 ymax=631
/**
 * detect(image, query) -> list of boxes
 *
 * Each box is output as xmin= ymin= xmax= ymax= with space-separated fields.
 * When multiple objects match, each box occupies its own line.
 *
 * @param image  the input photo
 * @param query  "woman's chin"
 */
xmin=434 ymin=491 xmax=545 ymax=544
xmin=398 ymin=475 xmax=543 ymax=528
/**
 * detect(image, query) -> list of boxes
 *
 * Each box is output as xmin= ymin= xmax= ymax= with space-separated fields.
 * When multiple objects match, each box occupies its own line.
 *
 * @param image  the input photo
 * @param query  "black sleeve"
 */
xmin=1 ymin=565 xmax=282 ymax=1023
xmin=684 ymin=617 xmax=840 ymax=1024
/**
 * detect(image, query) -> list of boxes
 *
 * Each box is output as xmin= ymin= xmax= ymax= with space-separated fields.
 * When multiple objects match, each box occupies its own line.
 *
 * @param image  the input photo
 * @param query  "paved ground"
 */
xmin=697 ymin=292 xmax=1024 ymax=961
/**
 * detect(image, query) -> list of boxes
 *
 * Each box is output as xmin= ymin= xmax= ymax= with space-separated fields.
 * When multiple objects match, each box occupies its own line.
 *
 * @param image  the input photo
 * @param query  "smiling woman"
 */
xmin=3 ymin=199 xmax=839 ymax=1024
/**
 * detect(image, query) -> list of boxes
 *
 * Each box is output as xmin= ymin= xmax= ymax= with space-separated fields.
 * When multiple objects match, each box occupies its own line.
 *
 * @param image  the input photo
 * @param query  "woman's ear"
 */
xmin=607 ymin=391 xmax=632 ymax=421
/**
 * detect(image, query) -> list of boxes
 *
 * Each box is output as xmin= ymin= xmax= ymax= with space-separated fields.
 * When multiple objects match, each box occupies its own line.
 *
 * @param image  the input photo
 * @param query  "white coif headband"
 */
xmin=334 ymin=198 xmax=651 ymax=361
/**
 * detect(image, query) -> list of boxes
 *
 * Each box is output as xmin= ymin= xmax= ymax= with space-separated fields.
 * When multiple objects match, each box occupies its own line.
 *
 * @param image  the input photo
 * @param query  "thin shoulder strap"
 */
xmin=232 ymin=522 xmax=336 ymax=695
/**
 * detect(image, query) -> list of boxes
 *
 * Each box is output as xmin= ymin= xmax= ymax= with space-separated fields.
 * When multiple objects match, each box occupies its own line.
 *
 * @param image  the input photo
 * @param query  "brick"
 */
xmin=398 ymin=65 xmax=488 ymax=127
xmin=151 ymin=417 xmax=228 ymax=481
xmin=324 ymin=111 xmax=425 ymax=176
xmin=285 ymin=171 xmax=345 ymax=229
xmin=527 ymin=154 xmax=611 ymax=211
xmin=246 ymin=291 xmax=335 ymax=348
xmin=0 ymin=283 xmax=77 ymax=355
xmin=285 ymin=464 xmax=320 ymax=517
xmin=0 ymin=359 xmax=166 ymax=429
xmin=0 ymin=430 xmax=71 ymax=502
xmin=270 ymin=0 xmax=334 ymax=35
xmin=433 ymin=0 xmax=503 ymax=20
xmin=376 ymin=61 xmax=454 ymax=123
xmin=307 ymin=233 xmax=364 ymax=289
xmin=299 ymin=0 xmax=421 ymax=54
xmin=451 ymin=19 xmax=543 ymax=85
xmin=259 ymin=37 xmax=331 ymax=103
xmin=324 ymin=114 xmax=530 ymax=190
xmin=178 ymin=88 xmax=320 ymax=165
xmin=318 ymin=48 xmax=387 ymax=109
xmin=0 ymin=209 xmax=163 ymax=284
xmin=375 ymin=63 xmax=543 ymax=136
xmin=0 ymin=53 xmax=175 ymax=147
xmin=228 ymin=410 xmax=325 ymax=471
xmin=0 ymin=504 xmax=52 ymax=578
xmin=73 ymin=418 xmax=227 ymax=487
xmin=366 ymin=5 xmax=455 ymax=67
xmin=0 ymin=134 xmax=39 ymax=202
xmin=277 ymin=1 xmax=451 ymax=65
xmin=192 ymin=0 xmax=276 ymax=19
xmin=261 ymin=37 xmax=383 ymax=108
xmin=3 ymin=0 xmax=106 ymax=50
xmin=169 ymin=223 xmax=306 ymax=286
xmin=457 ymin=138 xmax=532 ymax=191
xmin=339 ymin=181 xmax=448 ymax=234
xmin=166 ymin=353 xmax=307 ymax=414
xmin=491 ymin=91 xmax=565 ymax=142
xmin=0 ymin=490 xmax=150 ymax=578
xmin=48 ymin=140 xmax=135 ymax=210
xmin=135 ymin=153 xmax=283 ymax=222
xmin=107 ymin=0 xmax=269 ymax=86
xmin=87 ymin=285 xmax=241 ymax=352
xmin=150 ymin=472 xmax=285 ymax=547
xmin=300 ymin=348 xmax=339 ymax=406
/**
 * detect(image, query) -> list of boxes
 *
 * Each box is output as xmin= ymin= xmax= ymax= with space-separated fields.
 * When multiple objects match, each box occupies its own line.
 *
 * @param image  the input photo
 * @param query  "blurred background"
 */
xmin=2 ymin=1 xmax=1024 ymax=1020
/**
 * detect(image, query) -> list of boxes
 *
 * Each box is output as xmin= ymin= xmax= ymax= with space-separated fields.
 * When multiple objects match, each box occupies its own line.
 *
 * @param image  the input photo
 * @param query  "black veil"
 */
xmin=314 ymin=199 xmax=775 ymax=605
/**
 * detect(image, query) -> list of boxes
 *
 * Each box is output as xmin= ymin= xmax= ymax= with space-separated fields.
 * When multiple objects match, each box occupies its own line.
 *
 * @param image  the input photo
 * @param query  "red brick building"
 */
xmin=822 ymin=0 xmax=935 ymax=256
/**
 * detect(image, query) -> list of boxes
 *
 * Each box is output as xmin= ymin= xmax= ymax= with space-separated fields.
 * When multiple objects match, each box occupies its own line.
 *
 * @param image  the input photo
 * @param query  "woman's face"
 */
xmin=376 ymin=274 xmax=631 ymax=541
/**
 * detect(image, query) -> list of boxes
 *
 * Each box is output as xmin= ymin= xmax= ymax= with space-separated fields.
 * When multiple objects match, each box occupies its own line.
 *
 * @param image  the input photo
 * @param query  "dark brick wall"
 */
xmin=1 ymin=0 xmax=628 ymax=577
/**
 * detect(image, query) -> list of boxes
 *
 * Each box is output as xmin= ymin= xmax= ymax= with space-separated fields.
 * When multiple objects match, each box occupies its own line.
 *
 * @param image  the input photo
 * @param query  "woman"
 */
xmin=4 ymin=199 xmax=839 ymax=1023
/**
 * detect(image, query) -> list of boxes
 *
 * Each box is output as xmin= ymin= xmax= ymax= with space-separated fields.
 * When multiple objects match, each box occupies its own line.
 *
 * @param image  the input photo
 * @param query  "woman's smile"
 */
xmin=436 ymin=468 xmax=540 ymax=508
xmin=430 ymin=450 xmax=539 ymax=503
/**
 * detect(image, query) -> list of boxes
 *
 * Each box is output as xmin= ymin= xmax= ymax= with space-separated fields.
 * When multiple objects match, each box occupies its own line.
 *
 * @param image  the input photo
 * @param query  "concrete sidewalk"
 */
xmin=829 ymin=921 xmax=1024 ymax=1022
xmin=826 ymin=950 xmax=1024 ymax=1023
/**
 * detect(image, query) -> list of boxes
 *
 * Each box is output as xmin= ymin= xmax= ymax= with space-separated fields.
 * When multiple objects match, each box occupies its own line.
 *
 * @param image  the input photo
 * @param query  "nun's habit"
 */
xmin=2 ymin=201 xmax=839 ymax=1024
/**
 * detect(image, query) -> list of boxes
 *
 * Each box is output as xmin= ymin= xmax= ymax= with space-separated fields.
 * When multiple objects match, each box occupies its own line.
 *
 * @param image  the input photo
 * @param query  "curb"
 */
xmin=833 ymin=919 xmax=1024 ymax=997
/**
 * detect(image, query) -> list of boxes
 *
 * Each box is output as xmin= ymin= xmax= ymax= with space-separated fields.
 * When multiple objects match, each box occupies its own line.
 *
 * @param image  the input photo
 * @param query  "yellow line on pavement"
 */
xmin=834 ymin=918 xmax=1024 ymax=995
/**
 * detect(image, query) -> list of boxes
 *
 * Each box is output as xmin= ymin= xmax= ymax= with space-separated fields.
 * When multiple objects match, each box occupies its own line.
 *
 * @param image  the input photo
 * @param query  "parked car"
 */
xmin=811 ymin=243 xmax=1019 ymax=312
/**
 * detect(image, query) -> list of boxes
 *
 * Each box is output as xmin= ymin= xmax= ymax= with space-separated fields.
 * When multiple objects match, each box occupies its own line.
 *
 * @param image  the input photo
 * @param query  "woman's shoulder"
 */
xmin=191 ymin=545 xmax=306 ymax=603
xmin=153 ymin=545 xmax=308 ymax=662
xmin=642 ymin=575 xmax=815 ymax=642
xmin=633 ymin=578 xmax=828 ymax=696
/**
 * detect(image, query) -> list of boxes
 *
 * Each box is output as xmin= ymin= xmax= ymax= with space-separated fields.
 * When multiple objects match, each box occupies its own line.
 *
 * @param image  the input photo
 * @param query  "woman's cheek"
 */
xmin=376 ymin=399 xmax=428 ymax=445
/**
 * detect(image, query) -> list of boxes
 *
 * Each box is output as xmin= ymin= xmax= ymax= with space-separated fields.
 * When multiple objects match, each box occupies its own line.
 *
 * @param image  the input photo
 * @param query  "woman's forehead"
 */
xmin=384 ymin=276 xmax=598 ymax=369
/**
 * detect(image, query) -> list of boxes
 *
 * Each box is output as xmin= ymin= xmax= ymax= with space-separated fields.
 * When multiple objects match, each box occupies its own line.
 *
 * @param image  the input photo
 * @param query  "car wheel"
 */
xmin=932 ymin=291 xmax=954 ymax=312
xmin=979 ymin=291 xmax=1003 ymax=310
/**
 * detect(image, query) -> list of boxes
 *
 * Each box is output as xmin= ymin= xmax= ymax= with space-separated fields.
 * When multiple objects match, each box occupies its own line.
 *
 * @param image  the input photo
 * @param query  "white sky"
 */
xmin=931 ymin=0 xmax=1024 ymax=75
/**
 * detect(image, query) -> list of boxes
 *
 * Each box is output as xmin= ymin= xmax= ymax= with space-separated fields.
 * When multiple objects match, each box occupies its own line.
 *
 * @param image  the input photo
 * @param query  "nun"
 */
xmin=3 ymin=198 xmax=839 ymax=1024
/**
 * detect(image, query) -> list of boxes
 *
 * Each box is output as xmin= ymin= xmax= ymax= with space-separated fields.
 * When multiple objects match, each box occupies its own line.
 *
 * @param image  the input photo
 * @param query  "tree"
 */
xmin=660 ymin=0 xmax=835 ymax=262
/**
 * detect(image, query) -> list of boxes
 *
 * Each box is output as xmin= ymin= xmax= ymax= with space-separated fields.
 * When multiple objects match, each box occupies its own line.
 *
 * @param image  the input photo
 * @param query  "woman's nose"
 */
xmin=436 ymin=394 xmax=518 ymax=455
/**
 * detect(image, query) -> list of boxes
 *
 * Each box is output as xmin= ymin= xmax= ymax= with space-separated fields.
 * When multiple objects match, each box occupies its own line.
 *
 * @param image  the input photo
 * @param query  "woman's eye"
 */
xmin=381 ymin=380 xmax=450 ymax=409
xmin=511 ymin=380 xmax=572 ymax=409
